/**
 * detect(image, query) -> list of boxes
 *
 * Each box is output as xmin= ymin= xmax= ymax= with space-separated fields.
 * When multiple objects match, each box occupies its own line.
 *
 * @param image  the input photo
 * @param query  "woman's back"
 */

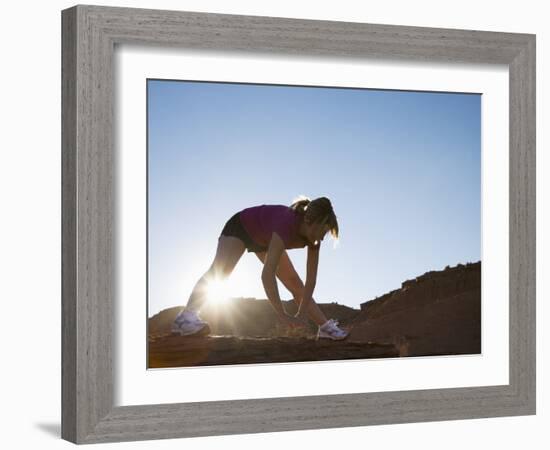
xmin=239 ymin=204 xmax=309 ymax=250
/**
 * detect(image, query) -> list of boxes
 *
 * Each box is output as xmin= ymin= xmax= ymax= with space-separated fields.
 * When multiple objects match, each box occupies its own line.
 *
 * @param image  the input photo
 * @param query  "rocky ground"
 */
xmin=148 ymin=334 xmax=399 ymax=368
xmin=148 ymin=260 xmax=481 ymax=368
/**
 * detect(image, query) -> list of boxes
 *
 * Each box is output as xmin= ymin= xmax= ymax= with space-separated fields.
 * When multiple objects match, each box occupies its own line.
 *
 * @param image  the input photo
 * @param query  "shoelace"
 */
xmin=326 ymin=319 xmax=348 ymax=336
xmin=324 ymin=318 xmax=340 ymax=330
xmin=176 ymin=311 xmax=203 ymax=325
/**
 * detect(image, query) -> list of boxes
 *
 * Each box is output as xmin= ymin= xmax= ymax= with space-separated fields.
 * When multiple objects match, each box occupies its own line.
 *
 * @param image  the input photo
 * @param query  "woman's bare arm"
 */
xmin=261 ymin=233 xmax=306 ymax=327
xmin=296 ymin=243 xmax=320 ymax=317
xmin=261 ymin=232 xmax=288 ymax=318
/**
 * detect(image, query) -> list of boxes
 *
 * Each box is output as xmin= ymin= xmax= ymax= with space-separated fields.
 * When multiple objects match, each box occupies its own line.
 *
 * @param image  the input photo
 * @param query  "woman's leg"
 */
xmin=255 ymin=251 xmax=328 ymax=326
xmin=186 ymin=235 xmax=246 ymax=312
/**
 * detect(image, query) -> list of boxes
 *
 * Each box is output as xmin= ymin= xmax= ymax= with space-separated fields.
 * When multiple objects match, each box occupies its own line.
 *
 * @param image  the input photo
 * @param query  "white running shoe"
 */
xmin=171 ymin=308 xmax=210 ymax=336
xmin=317 ymin=318 xmax=349 ymax=341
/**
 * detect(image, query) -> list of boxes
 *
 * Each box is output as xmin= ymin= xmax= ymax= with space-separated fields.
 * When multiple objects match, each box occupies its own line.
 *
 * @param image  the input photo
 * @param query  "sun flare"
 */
xmin=206 ymin=278 xmax=229 ymax=304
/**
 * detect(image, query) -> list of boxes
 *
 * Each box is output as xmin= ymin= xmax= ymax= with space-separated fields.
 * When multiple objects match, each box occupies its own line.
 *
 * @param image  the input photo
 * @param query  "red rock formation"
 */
xmin=349 ymin=261 xmax=481 ymax=356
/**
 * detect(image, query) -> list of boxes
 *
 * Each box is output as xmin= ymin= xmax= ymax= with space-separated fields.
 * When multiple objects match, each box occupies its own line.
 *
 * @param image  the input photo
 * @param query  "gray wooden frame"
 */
xmin=61 ymin=4 xmax=536 ymax=444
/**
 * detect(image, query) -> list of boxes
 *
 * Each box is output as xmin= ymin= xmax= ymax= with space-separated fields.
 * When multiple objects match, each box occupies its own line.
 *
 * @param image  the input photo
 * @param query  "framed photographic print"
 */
xmin=61 ymin=4 xmax=536 ymax=444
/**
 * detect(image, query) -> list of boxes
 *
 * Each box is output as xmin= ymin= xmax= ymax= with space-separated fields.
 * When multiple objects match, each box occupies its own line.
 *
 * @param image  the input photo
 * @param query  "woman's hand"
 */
xmin=277 ymin=313 xmax=308 ymax=329
xmin=293 ymin=311 xmax=309 ymax=326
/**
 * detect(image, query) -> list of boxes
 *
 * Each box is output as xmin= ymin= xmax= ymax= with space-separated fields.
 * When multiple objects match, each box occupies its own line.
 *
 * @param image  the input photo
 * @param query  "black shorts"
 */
xmin=220 ymin=212 xmax=268 ymax=253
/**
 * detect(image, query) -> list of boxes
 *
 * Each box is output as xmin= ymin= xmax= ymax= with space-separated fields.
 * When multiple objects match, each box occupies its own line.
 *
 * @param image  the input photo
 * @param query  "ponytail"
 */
xmin=289 ymin=195 xmax=340 ymax=242
xmin=289 ymin=194 xmax=311 ymax=215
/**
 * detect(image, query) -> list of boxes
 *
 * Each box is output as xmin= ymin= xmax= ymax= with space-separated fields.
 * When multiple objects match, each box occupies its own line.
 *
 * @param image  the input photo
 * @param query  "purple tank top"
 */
xmin=238 ymin=204 xmax=311 ymax=250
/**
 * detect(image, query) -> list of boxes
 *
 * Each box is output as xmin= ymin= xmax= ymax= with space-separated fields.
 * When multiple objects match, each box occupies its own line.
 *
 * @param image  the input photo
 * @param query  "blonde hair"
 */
xmin=289 ymin=195 xmax=339 ymax=242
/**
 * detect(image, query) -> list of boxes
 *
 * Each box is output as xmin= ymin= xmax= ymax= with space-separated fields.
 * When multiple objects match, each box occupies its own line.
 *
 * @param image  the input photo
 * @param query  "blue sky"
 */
xmin=147 ymin=79 xmax=480 ymax=316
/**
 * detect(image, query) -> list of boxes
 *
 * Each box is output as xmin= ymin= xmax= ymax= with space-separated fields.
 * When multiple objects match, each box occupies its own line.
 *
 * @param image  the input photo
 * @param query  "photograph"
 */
xmin=54 ymin=3 xmax=537 ymax=445
xmin=146 ymin=79 xmax=482 ymax=369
